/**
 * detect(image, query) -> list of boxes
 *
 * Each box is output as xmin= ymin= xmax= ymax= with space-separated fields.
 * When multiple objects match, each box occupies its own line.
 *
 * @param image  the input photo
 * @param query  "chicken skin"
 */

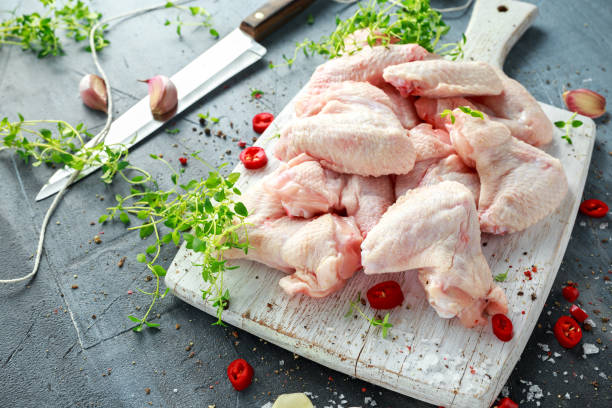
xmin=471 ymin=68 xmax=553 ymax=146
xmin=263 ymin=154 xmax=394 ymax=236
xmin=361 ymin=181 xmax=508 ymax=327
xmin=298 ymin=81 xmax=418 ymax=130
xmin=449 ymin=110 xmax=567 ymax=234
xmin=395 ymin=154 xmax=480 ymax=204
xmin=276 ymin=97 xmax=415 ymax=177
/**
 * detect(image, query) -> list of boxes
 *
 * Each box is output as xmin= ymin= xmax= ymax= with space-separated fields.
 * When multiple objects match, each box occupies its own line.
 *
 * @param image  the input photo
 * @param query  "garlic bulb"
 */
xmin=142 ymin=75 xmax=178 ymax=121
xmin=79 ymin=74 xmax=107 ymax=113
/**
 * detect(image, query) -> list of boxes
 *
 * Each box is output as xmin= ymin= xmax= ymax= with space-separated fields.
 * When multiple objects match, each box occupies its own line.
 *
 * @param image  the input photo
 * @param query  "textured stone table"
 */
xmin=0 ymin=1 xmax=610 ymax=407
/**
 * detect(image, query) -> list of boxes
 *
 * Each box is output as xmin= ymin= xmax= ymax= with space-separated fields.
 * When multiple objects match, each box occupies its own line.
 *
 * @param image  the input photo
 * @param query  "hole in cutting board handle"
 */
xmin=498 ymin=5 xmax=509 ymax=12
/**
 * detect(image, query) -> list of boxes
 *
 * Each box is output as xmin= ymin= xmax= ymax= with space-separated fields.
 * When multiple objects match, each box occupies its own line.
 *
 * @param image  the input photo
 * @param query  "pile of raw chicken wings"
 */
xmin=227 ymin=33 xmax=567 ymax=329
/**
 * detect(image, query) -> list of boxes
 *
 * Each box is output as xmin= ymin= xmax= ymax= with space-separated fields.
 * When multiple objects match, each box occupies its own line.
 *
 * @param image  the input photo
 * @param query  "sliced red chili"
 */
xmin=226 ymin=358 xmax=253 ymax=391
xmin=491 ymin=314 xmax=513 ymax=342
xmin=497 ymin=397 xmax=519 ymax=408
xmin=570 ymin=304 xmax=588 ymax=323
xmin=554 ymin=315 xmax=582 ymax=348
xmin=178 ymin=156 xmax=188 ymax=166
xmin=366 ymin=281 xmax=404 ymax=309
xmin=252 ymin=112 xmax=274 ymax=134
xmin=579 ymin=199 xmax=608 ymax=218
xmin=239 ymin=146 xmax=268 ymax=170
xmin=562 ymin=285 xmax=579 ymax=302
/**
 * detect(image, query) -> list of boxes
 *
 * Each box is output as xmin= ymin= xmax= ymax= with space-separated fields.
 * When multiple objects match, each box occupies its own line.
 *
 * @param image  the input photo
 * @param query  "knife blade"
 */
xmin=36 ymin=0 xmax=314 ymax=201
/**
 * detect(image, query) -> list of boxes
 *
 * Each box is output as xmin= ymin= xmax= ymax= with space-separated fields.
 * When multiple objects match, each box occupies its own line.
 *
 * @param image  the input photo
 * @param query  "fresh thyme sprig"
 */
xmin=0 ymin=115 xmax=150 ymax=185
xmin=103 ymin=153 xmax=250 ymax=330
xmin=494 ymin=270 xmax=508 ymax=282
xmin=554 ymin=112 xmax=583 ymax=145
xmin=436 ymin=33 xmax=466 ymax=61
xmin=345 ymin=292 xmax=393 ymax=338
xmin=271 ymin=0 xmax=449 ymax=68
xmin=163 ymin=1 xmax=218 ymax=38
xmin=197 ymin=111 xmax=220 ymax=124
xmin=0 ymin=0 xmax=108 ymax=58
xmin=440 ymin=106 xmax=484 ymax=124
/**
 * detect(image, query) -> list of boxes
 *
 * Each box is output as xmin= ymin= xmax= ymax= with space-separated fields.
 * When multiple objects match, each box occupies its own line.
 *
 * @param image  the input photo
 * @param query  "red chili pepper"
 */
xmin=497 ymin=397 xmax=518 ymax=408
xmin=579 ymin=199 xmax=608 ymax=218
xmin=178 ymin=157 xmax=188 ymax=166
xmin=252 ymin=112 xmax=274 ymax=134
xmin=239 ymin=146 xmax=268 ymax=170
xmin=366 ymin=281 xmax=404 ymax=309
xmin=553 ymin=316 xmax=582 ymax=348
xmin=562 ymin=285 xmax=579 ymax=302
xmin=570 ymin=304 xmax=588 ymax=323
xmin=491 ymin=314 xmax=513 ymax=342
xmin=226 ymin=358 xmax=253 ymax=391
xmin=237 ymin=140 xmax=247 ymax=148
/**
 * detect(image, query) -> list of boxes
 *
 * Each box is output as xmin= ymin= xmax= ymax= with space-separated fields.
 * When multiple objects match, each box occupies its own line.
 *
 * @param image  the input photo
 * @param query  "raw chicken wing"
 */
xmin=395 ymin=154 xmax=480 ymax=203
xmin=298 ymin=81 xmax=418 ymax=129
xmin=340 ymin=174 xmax=395 ymax=236
xmin=408 ymin=123 xmax=454 ymax=162
xmin=361 ymin=181 xmax=508 ymax=327
xmin=263 ymin=154 xmax=394 ymax=235
xmin=263 ymin=153 xmax=345 ymax=218
xmin=226 ymin=182 xmax=363 ymax=297
xmin=276 ymin=99 xmax=416 ymax=177
xmin=449 ymin=110 xmax=567 ymax=234
xmin=472 ymin=68 xmax=553 ymax=146
xmin=295 ymin=44 xmax=429 ymax=116
xmin=383 ymin=60 xmax=503 ymax=98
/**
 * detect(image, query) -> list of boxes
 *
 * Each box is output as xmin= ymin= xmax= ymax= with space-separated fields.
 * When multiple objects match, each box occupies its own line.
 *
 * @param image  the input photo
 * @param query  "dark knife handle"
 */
xmin=240 ymin=0 xmax=315 ymax=42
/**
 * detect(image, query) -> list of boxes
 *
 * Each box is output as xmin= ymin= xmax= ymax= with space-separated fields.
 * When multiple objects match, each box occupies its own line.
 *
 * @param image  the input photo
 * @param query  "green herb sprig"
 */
xmin=494 ymin=271 xmax=508 ymax=282
xmin=250 ymin=88 xmax=264 ymax=99
xmin=103 ymin=153 xmax=250 ymax=330
xmin=0 ymin=115 xmax=150 ymax=185
xmin=440 ymin=106 xmax=484 ymax=124
xmin=436 ymin=33 xmax=466 ymax=61
xmin=0 ymin=0 xmax=108 ymax=58
xmin=272 ymin=0 xmax=449 ymax=68
xmin=345 ymin=292 xmax=393 ymax=338
xmin=198 ymin=111 xmax=220 ymax=124
xmin=554 ymin=112 xmax=583 ymax=145
xmin=163 ymin=1 xmax=218 ymax=38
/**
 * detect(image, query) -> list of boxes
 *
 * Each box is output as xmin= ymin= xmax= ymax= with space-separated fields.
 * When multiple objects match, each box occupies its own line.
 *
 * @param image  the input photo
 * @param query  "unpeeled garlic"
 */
xmin=79 ymin=74 xmax=108 ymax=113
xmin=563 ymin=88 xmax=606 ymax=118
xmin=142 ymin=75 xmax=178 ymax=121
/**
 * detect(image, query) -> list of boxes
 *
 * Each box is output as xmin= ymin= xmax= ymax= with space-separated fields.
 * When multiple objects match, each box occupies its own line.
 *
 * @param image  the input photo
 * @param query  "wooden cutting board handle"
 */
xmin=463 ymin=0 xmax=538 ymax=69
xmin=240 ymin=0 xmax=315 ymax=42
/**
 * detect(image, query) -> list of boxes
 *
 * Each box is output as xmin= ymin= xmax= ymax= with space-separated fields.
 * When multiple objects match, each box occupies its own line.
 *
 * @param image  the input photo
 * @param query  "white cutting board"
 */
xmin=166 ymin=1 xmax=597 ymax=407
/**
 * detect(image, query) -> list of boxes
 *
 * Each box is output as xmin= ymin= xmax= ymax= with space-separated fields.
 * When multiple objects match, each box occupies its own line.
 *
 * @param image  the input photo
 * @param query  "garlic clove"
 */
xmin=563 ymin=88 xmax=606 ymax=119
xmin=142 ymin=75 xmax=178 ymax=121
xmin=79 ymin=74 xmax=108 ymax=113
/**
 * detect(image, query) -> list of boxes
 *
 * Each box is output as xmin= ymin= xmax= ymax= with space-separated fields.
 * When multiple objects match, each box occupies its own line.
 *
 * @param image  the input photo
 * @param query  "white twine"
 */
xmin=0 ymin=1 xmax=193 ymax=284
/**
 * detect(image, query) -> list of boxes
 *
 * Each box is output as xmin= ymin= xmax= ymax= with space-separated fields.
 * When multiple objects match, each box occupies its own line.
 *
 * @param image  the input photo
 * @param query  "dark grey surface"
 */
xmin=0 ymin=1 xmax=610 ymax=407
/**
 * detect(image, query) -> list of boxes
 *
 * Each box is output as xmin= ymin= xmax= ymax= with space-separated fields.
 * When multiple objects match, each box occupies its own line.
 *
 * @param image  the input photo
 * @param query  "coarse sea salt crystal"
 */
xmin=553 ymin=352 xmax=561 ymax=358
xmin=599 ymin=372 xmax=607 ymax=379
xmin=583 ymin=343 xmax=599 ymax=355
xmin=564 ymin=393 xmax=571 ymax=400
xmin=526 ymin=384 xmax=543 ymax=402
xmin=537 ymin=343 xmax=550 ymax=352
xmin=579 ymin=221 xmax=587 ymax=227
xmin=600 ymin=222 xmax=608 ymax=230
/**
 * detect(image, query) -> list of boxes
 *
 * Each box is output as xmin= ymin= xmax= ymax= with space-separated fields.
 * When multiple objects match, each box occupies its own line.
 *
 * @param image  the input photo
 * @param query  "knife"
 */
xmin=36 ymin=0 xmax=315 ymax=201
